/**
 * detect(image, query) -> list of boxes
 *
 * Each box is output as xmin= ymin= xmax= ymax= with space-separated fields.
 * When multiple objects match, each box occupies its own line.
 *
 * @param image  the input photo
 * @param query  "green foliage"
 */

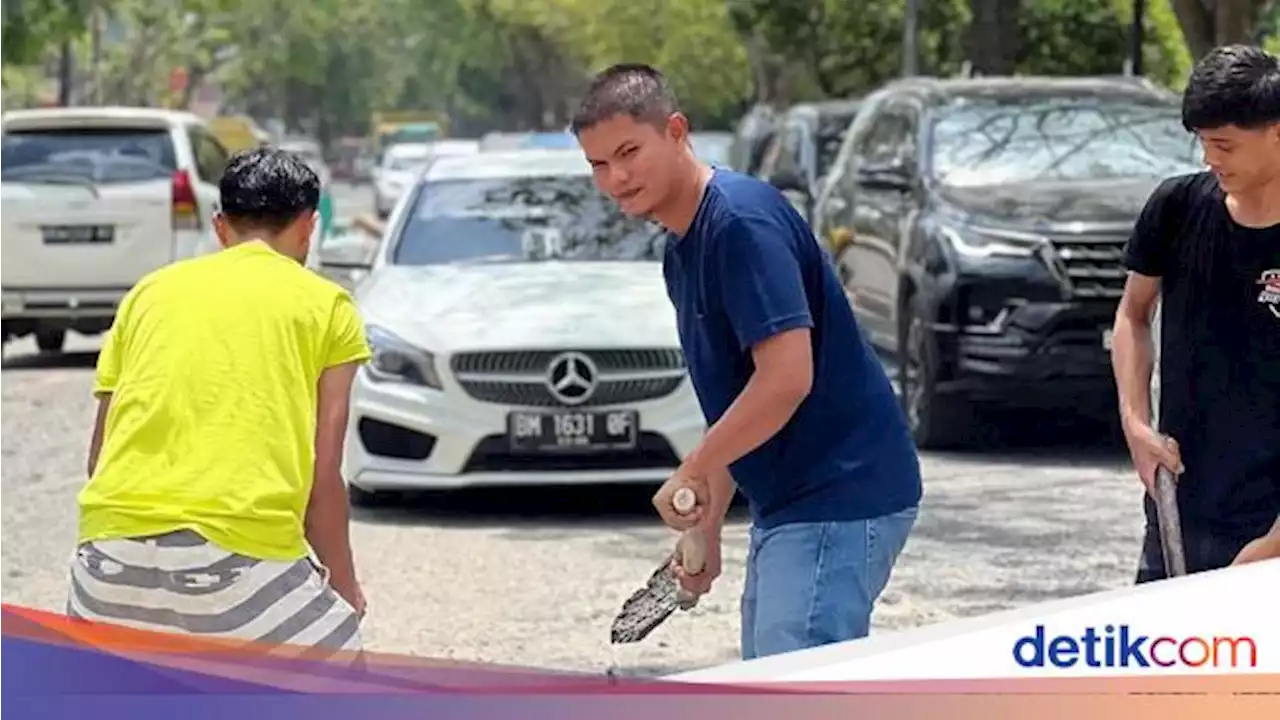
xmin=3 ymin=0 xmax=1200 ymax=143
xmin=728 ymin=0 xmax=970 ymax=99
xmin=2 ymin=0 xmax=89 ymax=65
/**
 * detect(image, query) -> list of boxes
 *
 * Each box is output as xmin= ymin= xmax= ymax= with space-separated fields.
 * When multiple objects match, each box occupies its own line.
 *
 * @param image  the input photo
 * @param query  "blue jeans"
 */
xmin=739 ymin=505 xmax=918 ymax=660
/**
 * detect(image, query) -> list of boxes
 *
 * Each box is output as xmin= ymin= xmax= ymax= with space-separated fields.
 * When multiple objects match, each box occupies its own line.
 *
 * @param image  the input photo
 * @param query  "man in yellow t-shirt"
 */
xmin=69 ymin=147 xmax=372 ymax=656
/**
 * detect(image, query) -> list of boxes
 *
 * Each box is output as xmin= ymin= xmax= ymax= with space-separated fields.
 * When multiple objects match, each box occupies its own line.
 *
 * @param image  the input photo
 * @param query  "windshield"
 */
xmin=393 ymin=174 xmax=666 ymax=265
xmin=930 ymin=99 xmax=1204 ymax=187
xmin=2 ymin=128 xmax=176 ymax=184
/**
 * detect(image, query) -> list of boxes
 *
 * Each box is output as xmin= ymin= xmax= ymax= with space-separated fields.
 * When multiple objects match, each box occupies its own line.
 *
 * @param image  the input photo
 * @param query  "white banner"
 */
xmin=670 ymin=560 xmax=1279 ymax=682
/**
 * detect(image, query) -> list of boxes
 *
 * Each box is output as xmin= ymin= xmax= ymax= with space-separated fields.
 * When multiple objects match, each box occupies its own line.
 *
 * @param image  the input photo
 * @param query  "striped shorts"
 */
xmin=66 ymin=530 xmax=363 ymax=657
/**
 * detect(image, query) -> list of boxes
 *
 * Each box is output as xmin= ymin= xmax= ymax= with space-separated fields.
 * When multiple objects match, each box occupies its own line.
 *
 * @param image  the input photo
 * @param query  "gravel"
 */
xmin=1 ymin=252 xmax=1148 ymax=677
xmin=0 ymin=183 xmax=1146 ymax=671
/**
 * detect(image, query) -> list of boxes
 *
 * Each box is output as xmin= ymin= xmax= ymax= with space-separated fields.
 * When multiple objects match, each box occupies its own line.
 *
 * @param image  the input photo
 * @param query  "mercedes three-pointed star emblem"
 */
xmin=545 ymin=351 xmax=598 ymax=406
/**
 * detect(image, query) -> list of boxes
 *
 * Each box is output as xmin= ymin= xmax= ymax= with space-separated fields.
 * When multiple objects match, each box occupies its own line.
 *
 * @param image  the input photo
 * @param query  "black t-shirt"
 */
xmin=1125 ymin=171 xmax=1280 ymax=540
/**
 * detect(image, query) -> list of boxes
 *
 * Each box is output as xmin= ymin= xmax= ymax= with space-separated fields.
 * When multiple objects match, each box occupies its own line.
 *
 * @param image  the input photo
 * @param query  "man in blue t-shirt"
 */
xmin=572 ymin=64 xmax=923 ymax=660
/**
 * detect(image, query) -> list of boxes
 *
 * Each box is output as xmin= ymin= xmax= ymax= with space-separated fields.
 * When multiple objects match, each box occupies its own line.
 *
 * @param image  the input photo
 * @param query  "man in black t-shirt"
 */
xmin=1112 ymin=45 xmax=1280 ymax=582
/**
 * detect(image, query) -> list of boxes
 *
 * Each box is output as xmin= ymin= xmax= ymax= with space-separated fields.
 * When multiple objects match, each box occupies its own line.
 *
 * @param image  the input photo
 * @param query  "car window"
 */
xmin=190 ymin=127 xmax=230 ymax=183
xmin=2 ymin=126 xmax=176 ymax=184
xmin=816 ymin=110 xmax=858 ymax=178
xmin=858 ymin=105 xmax=915 ymax=168
xmin=930 ymin=98 xmax=1204 ymax=186
xmin=756 ymin=132 xmax=785 ymax=177
xmin=393 ymin=174 xmax=666 ymax=265
xmin=780 ymin=123 xmax=806 ymax=173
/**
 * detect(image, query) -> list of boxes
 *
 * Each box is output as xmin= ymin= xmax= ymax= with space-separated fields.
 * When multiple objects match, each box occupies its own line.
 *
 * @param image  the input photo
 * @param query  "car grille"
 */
xmin=1045 ymin=230 xmax=1129 ymax=300
xmin=450 ymin=349 xmax=687 ymax=407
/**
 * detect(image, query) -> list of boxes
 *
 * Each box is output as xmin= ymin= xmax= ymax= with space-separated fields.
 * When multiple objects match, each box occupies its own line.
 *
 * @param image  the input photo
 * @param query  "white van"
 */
xmin=1 ymin=107 xmax=230 ymax=352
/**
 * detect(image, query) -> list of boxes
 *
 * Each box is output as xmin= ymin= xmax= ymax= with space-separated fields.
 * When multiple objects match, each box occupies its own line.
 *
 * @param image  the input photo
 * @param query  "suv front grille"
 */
xmin=450 ymin=348 xmax=687 ymax=407
xmin=1045 ymin=231 xmax=1129 ymax=299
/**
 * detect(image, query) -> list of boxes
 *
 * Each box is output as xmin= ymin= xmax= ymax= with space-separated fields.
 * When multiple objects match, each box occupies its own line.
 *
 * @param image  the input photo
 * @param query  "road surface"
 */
xmin=0 ymin=192 xmax=1149 ymax=675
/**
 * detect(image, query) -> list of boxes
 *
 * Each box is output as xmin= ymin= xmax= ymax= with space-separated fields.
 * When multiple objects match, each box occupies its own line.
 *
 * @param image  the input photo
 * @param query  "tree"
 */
xmin=968 ymin=0 xmax=1021 ymax=75
xmin=728 ymin=0 xmax=970 ymax=102
xmin=1171 ymin=0 xmax=1270 ymax=59
xmin=1019 ymin=0 xmax=1191 ymax=87
xmin=2 ymin=0 xmax=90 ymax=65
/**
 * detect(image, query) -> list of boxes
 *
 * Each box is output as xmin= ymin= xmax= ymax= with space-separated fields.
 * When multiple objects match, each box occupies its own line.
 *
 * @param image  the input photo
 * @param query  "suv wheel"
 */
xmin=35 ymin=328 xmax=66 ymax=354
xmin=898 ymin=296 xmax=973 ymax=450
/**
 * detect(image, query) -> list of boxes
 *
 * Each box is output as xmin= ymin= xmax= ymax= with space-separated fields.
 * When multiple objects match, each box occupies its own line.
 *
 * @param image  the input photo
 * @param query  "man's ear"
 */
xmin=667 ymin=112 xmax=691 ymax=143
xmin=212 ymin=213 xmax=234 ymax=249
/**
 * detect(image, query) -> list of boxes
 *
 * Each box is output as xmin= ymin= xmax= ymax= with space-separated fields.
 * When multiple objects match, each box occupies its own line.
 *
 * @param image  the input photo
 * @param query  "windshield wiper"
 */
xmin=447 ymin=254 xmax=521 ymax=266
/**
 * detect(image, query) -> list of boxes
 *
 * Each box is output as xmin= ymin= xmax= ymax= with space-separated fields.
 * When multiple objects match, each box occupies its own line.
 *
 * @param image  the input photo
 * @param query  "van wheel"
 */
xmin=35 ymin=329 xmax=66 ymax=353
xmin=898 ymin=295 xmax=973 ymax=450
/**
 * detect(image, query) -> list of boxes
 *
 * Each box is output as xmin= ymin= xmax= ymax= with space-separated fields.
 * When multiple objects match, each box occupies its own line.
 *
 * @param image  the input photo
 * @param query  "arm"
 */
xmin=305 ymin=293 xmax=373 ymax=611
xmin=1110 ymin=179 xmax=1184 ymax=487
xmin=1112 ymin=176 xmax=1177 ymax=430
xmin=687 ymin=214 xmax=814 ymax=480
xmin=685 ymin=327 xmax=813 ymax=478
xmin=1232 ymin=515 xmax=1280 ymax=565
xmin=698 ymin=467 xmax=738 ymax=532
xmin=86 ymin=394 xmax=112 ymax=477
xmin=1111 ymin=272 xmax=1161 ymax=433
xmin=87 ymin=289 xmax=133 ymax=478
xmin=305 ymin=361 xmax=363 ymax=609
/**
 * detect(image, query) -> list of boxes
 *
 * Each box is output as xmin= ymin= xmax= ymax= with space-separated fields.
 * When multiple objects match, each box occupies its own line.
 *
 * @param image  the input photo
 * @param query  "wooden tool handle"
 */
xmin=1154 ymin=465 xmax=1186 ymax=577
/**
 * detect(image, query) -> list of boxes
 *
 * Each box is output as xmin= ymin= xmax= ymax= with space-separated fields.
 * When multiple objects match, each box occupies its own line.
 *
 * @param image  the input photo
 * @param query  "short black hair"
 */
xmin=1182 ymin=44 xmax=1280 ymax=132
xmin=570 ymin=63 xmax=680 ymax=134
xmin=219 ymin=147 xmax=320 ymax=233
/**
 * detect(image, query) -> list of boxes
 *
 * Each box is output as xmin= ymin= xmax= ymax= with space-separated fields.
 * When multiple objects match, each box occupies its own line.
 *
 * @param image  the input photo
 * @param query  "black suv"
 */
xmin=755 ymin=99 xmax=862 ymax=224
xmin=806 ymin=76 xmax=1204 ymax=448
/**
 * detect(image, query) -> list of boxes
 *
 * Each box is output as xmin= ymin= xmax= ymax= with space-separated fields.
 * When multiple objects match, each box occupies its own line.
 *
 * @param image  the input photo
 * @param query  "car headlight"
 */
xmin=940 ymin=225 xmax=1043 ymax=258
xmin=365 ymin=325 xmax=443 ymax=389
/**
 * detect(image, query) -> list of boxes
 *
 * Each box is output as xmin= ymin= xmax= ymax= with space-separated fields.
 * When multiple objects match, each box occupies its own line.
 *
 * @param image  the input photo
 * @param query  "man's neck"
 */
xmin=1226 ymin=173 xmax=1280 ymax=228
xmin=652 ymin=160 xmax=714 ymax=237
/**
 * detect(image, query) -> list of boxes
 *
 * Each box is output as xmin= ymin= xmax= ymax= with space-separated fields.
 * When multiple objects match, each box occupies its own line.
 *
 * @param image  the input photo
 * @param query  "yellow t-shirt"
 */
xmin=78 ymin=240 xmax=371 ymax=561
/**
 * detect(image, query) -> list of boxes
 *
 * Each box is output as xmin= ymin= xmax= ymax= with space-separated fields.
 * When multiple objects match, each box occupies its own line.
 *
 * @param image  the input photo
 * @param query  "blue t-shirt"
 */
xmin=663 ymin=170 xmax=922 ymax=528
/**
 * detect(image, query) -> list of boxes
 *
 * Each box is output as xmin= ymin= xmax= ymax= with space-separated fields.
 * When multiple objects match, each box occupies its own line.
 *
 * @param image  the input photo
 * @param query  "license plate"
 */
xmin=507 ymin=409 xmax=638 ymax=452
xmin=1102 ymin=328 xmax=1114 ymax=350
xmin=41 ymin=224 xmax=114 ymax=245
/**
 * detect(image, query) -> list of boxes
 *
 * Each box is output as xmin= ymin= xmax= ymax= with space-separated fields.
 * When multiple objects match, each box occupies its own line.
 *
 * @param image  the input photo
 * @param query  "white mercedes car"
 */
xmin=343 ymin=149 xmax=706 ymax=504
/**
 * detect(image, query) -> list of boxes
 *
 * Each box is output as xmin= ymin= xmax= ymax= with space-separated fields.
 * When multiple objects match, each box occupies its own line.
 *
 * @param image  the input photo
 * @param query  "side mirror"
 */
xmin=769 ymin=168 xmax=810 ymax=196
xmin=855 ymin=163 xmax=913 ymax=192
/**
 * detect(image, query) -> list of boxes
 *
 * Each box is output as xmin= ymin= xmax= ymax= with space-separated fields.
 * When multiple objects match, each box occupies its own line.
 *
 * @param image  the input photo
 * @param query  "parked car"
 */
xmin=278 ymin=136 xmax=336 ymax=246
xmin=756 ymin=99 xmax=861 ymax=225
xmin=373 ymin=142 xmax=431 ymax=218
xmin=809 ymin=76 xmax=1204 ymax=448
xmin=1 ymin=106 xmax=230 ymax=352
xmin=728 ymin=103 xmax=780 ymax=174
xmin=478 ymin=131 xmax=531 ymax=151
xmin=342 ymin=149 xmax=704 ymax=504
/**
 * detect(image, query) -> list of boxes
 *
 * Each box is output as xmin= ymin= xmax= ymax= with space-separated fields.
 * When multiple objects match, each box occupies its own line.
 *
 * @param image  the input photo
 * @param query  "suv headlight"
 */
xmin=941 ymin=225 xmax=1044 ymax=258
xmin=365 ymin=325 xmax=443 ymax=389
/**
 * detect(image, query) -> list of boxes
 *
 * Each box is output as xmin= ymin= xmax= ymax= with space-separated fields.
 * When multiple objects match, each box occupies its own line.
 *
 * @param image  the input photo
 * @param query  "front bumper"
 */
xmin=935 ymin=298 xmax=1119 ymax=407
xmin=343 ymin=367 xmax=707 ymax=491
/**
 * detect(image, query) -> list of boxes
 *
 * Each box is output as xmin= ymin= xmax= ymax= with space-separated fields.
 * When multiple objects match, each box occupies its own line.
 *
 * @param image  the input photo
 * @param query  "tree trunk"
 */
xmin=1172 ymin=0 xmax=1266 ymax=60
xmin=966 ymin=0 xmax=1021 ymax=76
xmin=744 ymin=31 xmax=793 ymax=105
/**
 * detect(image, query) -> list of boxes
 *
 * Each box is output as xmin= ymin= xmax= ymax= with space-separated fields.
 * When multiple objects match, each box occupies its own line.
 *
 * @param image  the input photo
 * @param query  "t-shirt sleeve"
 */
xmin=323 ymin=292 xmax=372 ymax=368
xmin=1124 ymin=175 xmax=1184 ymax=278
xmin=93 ymin=286 xmax=140 ymax=395
xmin=714 ymin=214 xmax=815 ymax=352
